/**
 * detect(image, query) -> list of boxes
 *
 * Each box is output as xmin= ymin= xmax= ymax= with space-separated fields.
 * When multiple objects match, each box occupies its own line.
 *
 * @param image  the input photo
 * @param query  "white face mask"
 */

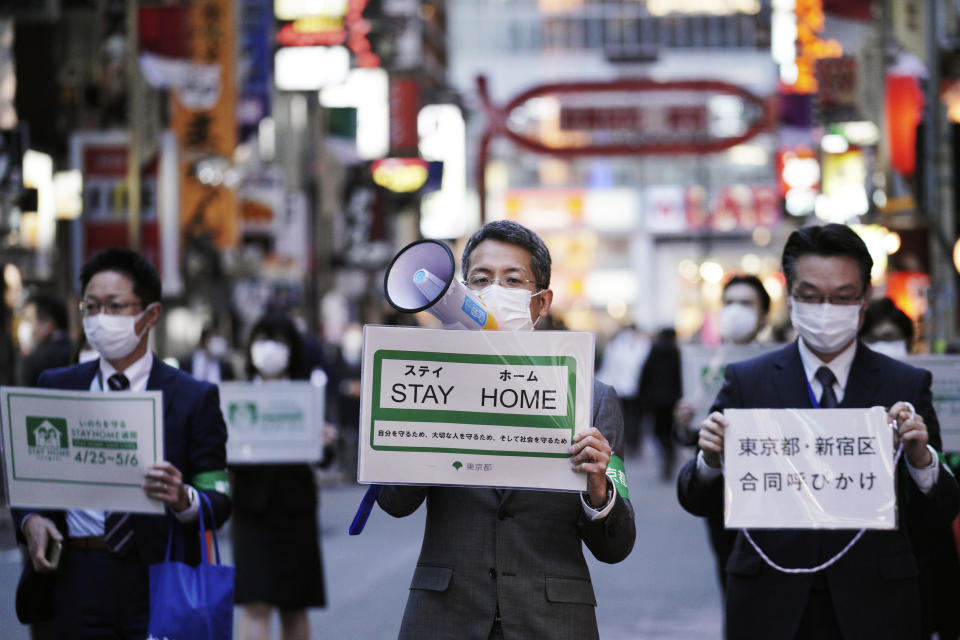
xmin=790 ymin=301 xmax=862 ymax=355
xmin=477 ymin=284 xmax=543 ymax=331
xmin=206 ymin=335 xmax=228 ymax=358
xmin=719 ymin=304 xmax=759 ymax=344
xmin=17 ymin=321 xmax=34 ymax=354
xmin=82 ymin=306 xmax=152 ymax=361
xmin=867 ymin=340 xmax=908 ymax=359
xmin=251 ymin=339 xmax=290 ymax=378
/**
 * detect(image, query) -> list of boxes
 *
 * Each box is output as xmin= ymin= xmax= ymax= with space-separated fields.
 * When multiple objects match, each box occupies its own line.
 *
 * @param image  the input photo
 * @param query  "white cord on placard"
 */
xmin=731 ymin=405 xmax=910 ymax=574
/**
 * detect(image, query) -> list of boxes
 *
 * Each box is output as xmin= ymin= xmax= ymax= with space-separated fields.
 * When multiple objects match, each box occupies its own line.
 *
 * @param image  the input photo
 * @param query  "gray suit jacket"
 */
xmin=378 ymin=380 xmax=636 ymax=640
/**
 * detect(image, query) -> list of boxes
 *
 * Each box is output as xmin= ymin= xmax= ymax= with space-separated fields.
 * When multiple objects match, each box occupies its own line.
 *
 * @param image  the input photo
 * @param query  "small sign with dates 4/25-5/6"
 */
xmin=1 ymin=386 xmax=164 ymax=513
xmin=358 ymin=326 xmax=595 ymax=492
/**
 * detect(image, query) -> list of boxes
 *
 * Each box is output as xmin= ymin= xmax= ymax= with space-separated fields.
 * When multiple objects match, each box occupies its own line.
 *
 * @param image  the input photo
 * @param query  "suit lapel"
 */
xmin=145 ymin=356 xmax=178 ymax=417
xmin=772 ymin=342 xmax=813 ymax=408
xmin=839 ymin=342 xmax=880 ymax=408
xmin=62 ymin=360 xmax=100 ymax=390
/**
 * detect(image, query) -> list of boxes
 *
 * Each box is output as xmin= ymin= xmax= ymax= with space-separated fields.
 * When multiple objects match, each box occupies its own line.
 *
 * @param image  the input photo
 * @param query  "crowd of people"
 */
xmin=1 ymin=219 xmax=959 ymax=639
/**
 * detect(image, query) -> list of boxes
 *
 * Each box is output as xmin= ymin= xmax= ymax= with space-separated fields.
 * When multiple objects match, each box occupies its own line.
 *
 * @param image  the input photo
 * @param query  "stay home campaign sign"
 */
xmin=357 ymin=326 xmax=595 ymax=491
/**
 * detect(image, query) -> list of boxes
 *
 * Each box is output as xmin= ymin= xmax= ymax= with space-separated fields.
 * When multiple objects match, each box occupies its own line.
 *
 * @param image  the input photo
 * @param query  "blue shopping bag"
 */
xmin=148 ymin=493 xmax=234 ymax=640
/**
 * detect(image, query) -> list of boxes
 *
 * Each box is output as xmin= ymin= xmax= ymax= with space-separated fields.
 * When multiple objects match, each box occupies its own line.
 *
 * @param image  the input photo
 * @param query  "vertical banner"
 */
xmin=170 ymin=0 xmax=238 ymax=249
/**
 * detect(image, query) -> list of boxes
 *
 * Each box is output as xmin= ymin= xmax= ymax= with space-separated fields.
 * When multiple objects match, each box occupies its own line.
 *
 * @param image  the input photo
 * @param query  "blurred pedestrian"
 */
xmin=0 ymin=265 xmax=17 ymax=386
xmin=674 ymin=275 xmax=771 ymax=593
xmin=232 ymin=313 xmax=326 ymax=640
xmin=18 ymin=290 xmax=74 ymax=387
xmin=638 ymin=328 xmax=682 ymax=480
xmin=678 ymin=224 xmax=959 ymax=639
xmin=597 ymin=323 xmax=650 ymax=457
xmin=181 ymin=325 xmax=235 ymax=384
xmin=858 ymin=297 xmax=913 ymax=359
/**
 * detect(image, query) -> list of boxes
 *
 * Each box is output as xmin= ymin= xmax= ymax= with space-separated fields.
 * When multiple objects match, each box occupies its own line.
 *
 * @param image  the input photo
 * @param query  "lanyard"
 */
xmin=804 ymin=375 xmax=819 ymax=408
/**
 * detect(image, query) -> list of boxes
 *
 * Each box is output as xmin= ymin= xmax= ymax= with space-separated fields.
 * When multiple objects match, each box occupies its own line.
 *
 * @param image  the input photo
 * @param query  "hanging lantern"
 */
xmin=884 ymin=74 xmax=924 ymax=176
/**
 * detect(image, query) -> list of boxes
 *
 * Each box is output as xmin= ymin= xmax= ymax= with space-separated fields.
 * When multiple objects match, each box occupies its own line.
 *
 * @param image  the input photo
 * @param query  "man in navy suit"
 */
xmin=678 ymin=224 xmax=960 ymax=640
xmin=12 ymin=248 xmax=230 ymax=638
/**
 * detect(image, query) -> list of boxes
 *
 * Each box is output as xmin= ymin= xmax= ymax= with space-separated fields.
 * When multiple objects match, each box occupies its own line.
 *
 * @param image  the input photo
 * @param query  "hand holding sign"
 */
xmin=698 ymin=411 xmax=729 ymax=469
xmin=143 ymin=461 xmax=191 ymax=512
xmin=569 ymin=428 xmax=611 ymax=507
xmin=889 ymin=401 xmax=932 ymax=468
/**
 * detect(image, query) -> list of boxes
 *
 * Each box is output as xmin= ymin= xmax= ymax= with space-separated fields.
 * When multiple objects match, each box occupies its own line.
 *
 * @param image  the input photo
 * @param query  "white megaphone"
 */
xmin=384 ymin=239 xmax=498 ymax=330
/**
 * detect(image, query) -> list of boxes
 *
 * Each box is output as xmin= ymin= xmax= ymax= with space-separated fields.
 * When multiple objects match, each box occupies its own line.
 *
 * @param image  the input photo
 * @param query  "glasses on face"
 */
xmin=463 ymin=275 xmax=538 ymax=291
xmin=791 ymin=293 xmax=864 ymax=306
xmin=79 ymin=300 xmax=143 ymax=316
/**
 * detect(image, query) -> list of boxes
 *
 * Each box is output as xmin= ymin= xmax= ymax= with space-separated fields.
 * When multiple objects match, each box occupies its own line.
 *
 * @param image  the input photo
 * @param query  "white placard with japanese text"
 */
xmin=358 ymin=326 xmax=594 ymax=491
xmin=905 ymin=355 xmax=960 ymax=452
xmin=219 ymin=381 xmax=325 ymax=464
xmin=724 ymin=407 xmax=896 ymax=529
xmin=0 ymin=387 xmax=165 ymax=513
xmin=681 ymin=344 xmax=777 ymax=421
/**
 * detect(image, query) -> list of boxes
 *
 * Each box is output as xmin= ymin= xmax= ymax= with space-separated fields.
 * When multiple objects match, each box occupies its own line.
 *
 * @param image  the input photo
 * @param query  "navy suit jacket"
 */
xmin=12 ymin=356 xmax=231 ymax=566
xmin=677 ymin=341 xmax=960 ymax=640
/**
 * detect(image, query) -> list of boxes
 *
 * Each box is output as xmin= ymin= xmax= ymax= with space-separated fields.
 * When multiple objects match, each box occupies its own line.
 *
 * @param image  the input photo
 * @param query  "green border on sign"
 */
xmin=370 ymin=350 xmax=577 ymax=458
xmin=5 ymin=392 xmax=159 ymax=488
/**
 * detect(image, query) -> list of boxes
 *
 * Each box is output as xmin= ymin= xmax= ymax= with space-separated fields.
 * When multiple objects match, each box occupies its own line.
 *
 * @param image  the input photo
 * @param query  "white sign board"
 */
xmin=681 ymin=344 xmax=776 ymax=420
xmin=724 ymin=407 xmax=896 ymax=529
xmin=0 ymin=387 xmax=165 ymax=513
xmin=220 ymin=381 xmax=325 ymax=464
xmin=358 ymin=326 xmax=594 ymax=491
xmin=905 ymin=355 xmax=960 ymax=452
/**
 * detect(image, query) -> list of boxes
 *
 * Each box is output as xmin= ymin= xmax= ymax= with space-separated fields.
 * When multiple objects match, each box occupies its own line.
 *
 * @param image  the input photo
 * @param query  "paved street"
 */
xmin=0 ymin=450 xmax=722 ymax=639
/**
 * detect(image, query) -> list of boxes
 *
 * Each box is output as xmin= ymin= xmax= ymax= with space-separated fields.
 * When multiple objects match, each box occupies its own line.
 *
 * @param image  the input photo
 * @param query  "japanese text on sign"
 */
xmin=724 ymin=407 xmax=896 ymax=530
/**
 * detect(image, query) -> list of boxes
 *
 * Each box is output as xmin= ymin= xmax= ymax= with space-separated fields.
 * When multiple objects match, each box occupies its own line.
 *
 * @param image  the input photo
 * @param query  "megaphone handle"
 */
xmin=349 ymin=484 xmax=383 ymax=535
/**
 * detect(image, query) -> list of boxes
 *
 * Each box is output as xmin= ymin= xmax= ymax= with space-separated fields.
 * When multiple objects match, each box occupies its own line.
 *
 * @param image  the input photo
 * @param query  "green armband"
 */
xmin=605 ymin=455 xmax=629 ymax=499
xmin=939 ymin=451 xmax=956 ymax=478
xmin=192 ymin=470 xmax=230 ymax=496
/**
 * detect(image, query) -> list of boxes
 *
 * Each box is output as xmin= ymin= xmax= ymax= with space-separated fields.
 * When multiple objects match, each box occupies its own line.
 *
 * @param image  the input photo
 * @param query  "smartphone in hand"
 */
xmin=45 ymin=537 xmax=62 ymax=570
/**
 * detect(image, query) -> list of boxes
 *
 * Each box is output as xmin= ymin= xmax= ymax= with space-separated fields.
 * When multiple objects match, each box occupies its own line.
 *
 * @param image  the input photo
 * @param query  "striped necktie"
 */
xmin=104 ymin=371 xmax=134 ymax=554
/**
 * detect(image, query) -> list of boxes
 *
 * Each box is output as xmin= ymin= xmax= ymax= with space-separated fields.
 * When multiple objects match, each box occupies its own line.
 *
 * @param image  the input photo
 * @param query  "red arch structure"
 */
xmin=475 ymin=74 xmax=775 ymax=222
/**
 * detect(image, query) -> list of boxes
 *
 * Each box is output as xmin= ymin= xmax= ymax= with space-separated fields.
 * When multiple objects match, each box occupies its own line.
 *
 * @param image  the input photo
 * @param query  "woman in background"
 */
xmin=233 ymin=313 xmax=326 ymax=640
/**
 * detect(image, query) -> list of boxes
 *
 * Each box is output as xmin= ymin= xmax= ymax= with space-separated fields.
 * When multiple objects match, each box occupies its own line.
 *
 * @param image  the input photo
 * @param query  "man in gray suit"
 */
xmin=378 ymin=220 xmax=636 ymax=640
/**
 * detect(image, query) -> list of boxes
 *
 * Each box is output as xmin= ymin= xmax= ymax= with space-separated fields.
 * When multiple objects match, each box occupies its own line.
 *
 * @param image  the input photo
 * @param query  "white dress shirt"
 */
xmin=65 ymin=352 xmax=199 ymax=537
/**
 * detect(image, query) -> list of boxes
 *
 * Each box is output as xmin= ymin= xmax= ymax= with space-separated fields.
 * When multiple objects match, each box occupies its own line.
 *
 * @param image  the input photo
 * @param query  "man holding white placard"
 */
xmin=678 ymin=224 xmax=960 ymax=640
xmin=377 ymin=221 xmax=636 ymax=640
xmin=10 ymin=248 xmax=230 ymax=638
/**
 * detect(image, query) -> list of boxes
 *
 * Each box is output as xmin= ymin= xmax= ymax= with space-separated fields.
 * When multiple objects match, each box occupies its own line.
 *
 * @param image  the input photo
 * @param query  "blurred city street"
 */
xmin=0 ymin=448 xmax=723 ymax=639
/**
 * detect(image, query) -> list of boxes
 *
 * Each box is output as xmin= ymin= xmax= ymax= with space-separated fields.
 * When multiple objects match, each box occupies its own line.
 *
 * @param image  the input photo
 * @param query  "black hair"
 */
xmin=724 ymin=275 xmax=771 ymax=315
xmin=26 ymin=290 xmax=69 ymax=331
xmin=245 ymin=313 xmax=307 ymax=380
xmin=461 ymin=220 xmax=552 ymax=290
xmin=781 ymin=224 xmax=873 ymax=294
xmin=79 ymin=248 xmax=162 ymax=306
xmin=859 ymin=298 xmax=914 ymax=345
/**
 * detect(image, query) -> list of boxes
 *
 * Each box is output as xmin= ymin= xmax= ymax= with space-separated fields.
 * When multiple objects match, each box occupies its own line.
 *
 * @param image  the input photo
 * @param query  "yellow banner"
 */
xmin=170 ymin=0 xmax=238 ymax=249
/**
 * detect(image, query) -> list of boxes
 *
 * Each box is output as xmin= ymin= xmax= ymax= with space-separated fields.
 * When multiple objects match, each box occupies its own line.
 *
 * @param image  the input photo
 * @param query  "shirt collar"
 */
xmin=797 ymin=337 xmax=857 ymax=391
xmin=99 ymin=351 xmax=154 ymax=392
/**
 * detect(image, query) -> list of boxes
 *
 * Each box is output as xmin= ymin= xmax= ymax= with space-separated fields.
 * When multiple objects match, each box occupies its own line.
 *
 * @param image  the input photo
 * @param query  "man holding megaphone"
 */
xmin=377 ymin=220 xmax=636 ymax=640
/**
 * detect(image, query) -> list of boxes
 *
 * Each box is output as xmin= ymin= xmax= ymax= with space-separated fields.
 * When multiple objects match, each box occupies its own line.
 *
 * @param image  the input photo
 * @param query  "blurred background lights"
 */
xmin=752 ymin=226 xmax=772 ymax=246
xmin=606 ymin=299 xmax=627 ymax=319
xmin=699 ymin=260 xmax=724 ymax=284
xmin=883 ymin=230 xmax=901 ymax=255
xmin=741 ymin=253 xmax=762 ymax=273
xmin=678 ymin=259 xmax=700 ymax=281
xmin=820 ymin=134 xmax=849 ymax=154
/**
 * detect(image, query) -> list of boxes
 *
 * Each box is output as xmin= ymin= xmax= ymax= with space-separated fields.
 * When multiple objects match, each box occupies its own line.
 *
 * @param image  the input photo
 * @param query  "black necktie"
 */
xmin=107 ymin=373 xmax=130 ymax=391
xmin=814 ymin=366 xmax=839 ymax=409
xmin=104 ymin=371 xmax=133 ymax=554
